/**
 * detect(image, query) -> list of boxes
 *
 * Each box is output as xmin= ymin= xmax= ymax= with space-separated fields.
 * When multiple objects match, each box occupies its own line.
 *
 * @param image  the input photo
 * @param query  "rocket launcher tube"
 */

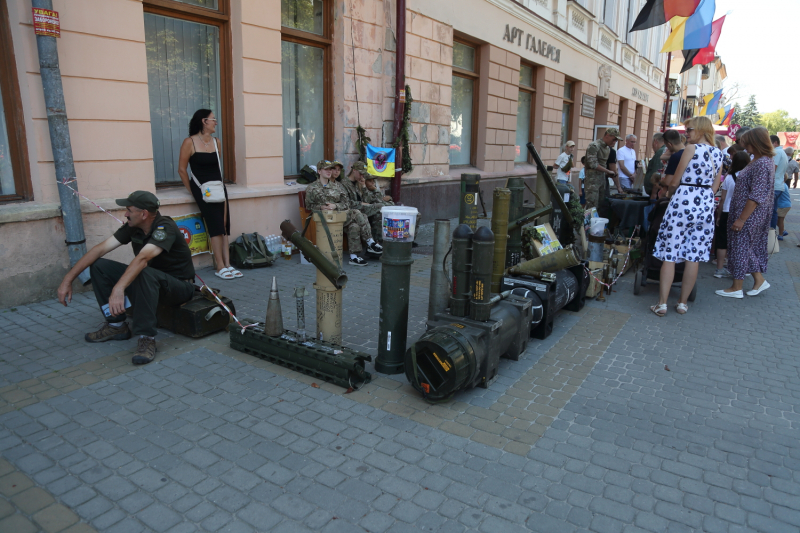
xmin=507 ymin=205 xmax=554 ymax=232
xmin=490 ymin=188 xmax=511 ymax=294
xmin=280 ymin=219 xmax=348 ymax=289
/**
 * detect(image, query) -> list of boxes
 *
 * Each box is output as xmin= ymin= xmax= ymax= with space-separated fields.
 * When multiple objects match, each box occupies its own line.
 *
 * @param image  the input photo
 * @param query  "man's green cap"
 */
xmin=316 ymin=160 xmax=334 ymax=170
xmin=605 ymin=127 xmax=623 ymax=141
xmin=116 ymin=191 xmax=160 ymax=212
xmin=351 ymin=160 xmax=368 ymax=173
xmin=331 ymin=160 xmax=344 ymax=169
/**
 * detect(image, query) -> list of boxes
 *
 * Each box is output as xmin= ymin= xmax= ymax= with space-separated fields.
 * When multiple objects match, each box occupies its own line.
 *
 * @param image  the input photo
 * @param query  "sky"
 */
xmin=711 ymin=0 xmax=800 ymax=117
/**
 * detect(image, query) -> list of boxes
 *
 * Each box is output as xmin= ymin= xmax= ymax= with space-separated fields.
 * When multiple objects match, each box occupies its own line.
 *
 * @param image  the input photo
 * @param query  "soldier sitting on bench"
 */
xmin=57 ymin=191 xmax=196 ymax=365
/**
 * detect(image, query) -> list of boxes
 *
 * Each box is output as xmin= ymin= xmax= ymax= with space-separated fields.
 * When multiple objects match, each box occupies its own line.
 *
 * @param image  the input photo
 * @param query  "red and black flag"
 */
xmin=630 ymin=0 xmax=702 ymax=32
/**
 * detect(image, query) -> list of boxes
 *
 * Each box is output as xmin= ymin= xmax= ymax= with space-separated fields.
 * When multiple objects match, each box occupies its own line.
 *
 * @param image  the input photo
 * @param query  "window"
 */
xmin=515 ymin=64 xmax=536 ymax=163
xmin=561 ymin=81 xmax=574 ymax=148
xmin=0 ymin=0 xmax=31 ymax=202
xmin=604 ymin=0 xmax=618 ymax=34
xmin=450 ymin=41 xmax=478 ymax=166
xmin=282 ymin=0 xmax=329 ymax=176
xmin=143 ymin=0 xmax=231 ymax=187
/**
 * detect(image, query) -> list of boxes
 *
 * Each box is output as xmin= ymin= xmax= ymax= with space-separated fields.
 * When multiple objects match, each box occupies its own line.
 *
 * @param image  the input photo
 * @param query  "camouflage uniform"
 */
xmin=584 ymin=139 xmax=612 ymax=210
xmin=304 ymin=178 xmax=371 ymax=254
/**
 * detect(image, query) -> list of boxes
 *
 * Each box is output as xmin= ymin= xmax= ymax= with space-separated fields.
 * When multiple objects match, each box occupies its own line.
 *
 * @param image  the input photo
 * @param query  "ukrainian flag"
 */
xmin=366 ymin=145 xmax=396 ymax=178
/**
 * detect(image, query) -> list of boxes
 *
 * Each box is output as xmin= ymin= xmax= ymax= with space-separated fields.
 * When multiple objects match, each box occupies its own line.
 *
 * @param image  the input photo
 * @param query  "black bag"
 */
xmin=296 ymin=165 xmax=318 ymax=185
xmin=229 ymin=232 xmax=276 ymax=269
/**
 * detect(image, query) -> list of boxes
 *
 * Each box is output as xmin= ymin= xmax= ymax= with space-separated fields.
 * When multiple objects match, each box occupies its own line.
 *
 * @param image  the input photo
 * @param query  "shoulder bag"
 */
xmin=190 ymin=138 xmax=226 ymax=203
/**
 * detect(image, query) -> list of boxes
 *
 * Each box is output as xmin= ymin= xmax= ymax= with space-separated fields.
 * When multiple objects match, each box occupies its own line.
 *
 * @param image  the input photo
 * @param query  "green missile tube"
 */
xmin=490 ymin=188 xmax=511 ymax=294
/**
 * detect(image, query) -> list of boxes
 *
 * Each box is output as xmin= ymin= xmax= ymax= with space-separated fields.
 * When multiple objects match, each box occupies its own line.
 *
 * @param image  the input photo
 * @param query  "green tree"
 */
xmin=736 ymin=95 xmax=761 ymax=129
xmin=759 ymin=110 xmax=799 ymax=135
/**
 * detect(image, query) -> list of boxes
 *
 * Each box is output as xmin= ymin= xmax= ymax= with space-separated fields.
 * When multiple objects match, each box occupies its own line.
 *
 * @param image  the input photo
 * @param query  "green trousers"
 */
xmin=90 ymin=258 xmax=194 ymax=337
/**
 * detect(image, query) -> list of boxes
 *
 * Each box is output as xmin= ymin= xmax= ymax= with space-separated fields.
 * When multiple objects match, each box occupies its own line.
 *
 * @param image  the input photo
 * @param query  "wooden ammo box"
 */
xmin=157 ymin=291 xmax=235 ymax=338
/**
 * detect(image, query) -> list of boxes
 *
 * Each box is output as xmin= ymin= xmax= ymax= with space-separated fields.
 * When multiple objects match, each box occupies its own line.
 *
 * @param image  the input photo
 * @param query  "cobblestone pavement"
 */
xmin=1 ymin=200 xmax=799 ymax=532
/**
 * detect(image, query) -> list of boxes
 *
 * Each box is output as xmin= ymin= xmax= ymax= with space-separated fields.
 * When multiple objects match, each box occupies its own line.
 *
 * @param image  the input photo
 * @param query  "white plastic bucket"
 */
xmin=381 ymin=206 xmax=418 ymax=241
xmin=590 ymin=217 xmax=608 ymax=237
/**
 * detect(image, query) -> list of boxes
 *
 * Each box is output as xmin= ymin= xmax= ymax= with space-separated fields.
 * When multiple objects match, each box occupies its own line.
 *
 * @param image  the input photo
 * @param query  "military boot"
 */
xmin=85 ymin=322 xmax=132 ymax=343
xmin=132 ymin=336 xmax=157 ymax=365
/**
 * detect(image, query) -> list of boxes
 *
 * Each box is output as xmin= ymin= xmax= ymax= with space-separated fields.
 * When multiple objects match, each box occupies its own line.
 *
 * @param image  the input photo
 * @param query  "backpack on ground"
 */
xmin=229 ymin=232 xmax=276 ymax=269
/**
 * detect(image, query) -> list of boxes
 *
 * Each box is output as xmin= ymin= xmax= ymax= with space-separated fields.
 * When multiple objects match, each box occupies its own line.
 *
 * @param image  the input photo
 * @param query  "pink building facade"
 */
xmin=0 ymin=0 xmax=667 ymax=306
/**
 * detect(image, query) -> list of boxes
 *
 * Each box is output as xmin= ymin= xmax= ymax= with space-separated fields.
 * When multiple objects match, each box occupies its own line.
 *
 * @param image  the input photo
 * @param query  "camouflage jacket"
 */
xmin=585 ymin=139 xmax=610 ymax=171
xmin=339 ymin=178 xmax=364 ymax=210
xmin=304 ymin=180 xmax=350 ymax=212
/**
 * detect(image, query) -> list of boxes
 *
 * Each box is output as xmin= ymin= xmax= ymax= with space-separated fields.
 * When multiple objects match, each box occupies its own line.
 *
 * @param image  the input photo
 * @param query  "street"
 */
xmin=1 ymin=205 xmax=800 ymax=533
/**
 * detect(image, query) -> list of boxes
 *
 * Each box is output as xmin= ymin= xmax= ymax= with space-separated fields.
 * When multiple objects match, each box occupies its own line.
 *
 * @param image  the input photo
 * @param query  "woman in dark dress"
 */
xmin=716 ymin=127 xmax=775 ymax=298
xmin=178 ymin=109 xmax=241 ymax=280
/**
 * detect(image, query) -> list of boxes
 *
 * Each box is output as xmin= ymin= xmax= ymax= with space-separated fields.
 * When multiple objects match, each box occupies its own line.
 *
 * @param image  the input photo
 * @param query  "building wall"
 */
xmin=1 ymin=0 xmax=671 ymax=307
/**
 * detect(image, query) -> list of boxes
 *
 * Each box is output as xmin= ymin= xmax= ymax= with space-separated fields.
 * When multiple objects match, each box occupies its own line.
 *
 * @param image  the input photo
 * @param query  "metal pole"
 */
xmin=376 ymin=240 xmax=414 ymax=374
xmin=427 ymin=219 xmax=451 ymax=321
xmin=33 ymin=0 xmax=90 ymax=284
xmin=390 ymin=0 xmax=407 ymax=203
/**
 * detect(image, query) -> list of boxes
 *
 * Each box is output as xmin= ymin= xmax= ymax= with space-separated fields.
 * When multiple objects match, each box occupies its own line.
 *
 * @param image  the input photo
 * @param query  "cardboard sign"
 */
xmin=531 ymin=223 xmax=562 ymax=256
xmin=173 ymin=213 xmax=210 ymax=256
xmin=32 ymin=8 xmax=60 ymax=38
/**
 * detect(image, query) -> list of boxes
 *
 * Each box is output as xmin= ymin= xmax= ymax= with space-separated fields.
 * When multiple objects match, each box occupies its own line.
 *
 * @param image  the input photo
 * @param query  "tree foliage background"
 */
xmin=732 ymin=95 xmax=800 ymax=135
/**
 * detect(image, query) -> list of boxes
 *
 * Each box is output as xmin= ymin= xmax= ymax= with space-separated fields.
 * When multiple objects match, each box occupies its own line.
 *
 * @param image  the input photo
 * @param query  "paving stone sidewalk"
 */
xmin=1 ymin=203 xmax=800 ymax=533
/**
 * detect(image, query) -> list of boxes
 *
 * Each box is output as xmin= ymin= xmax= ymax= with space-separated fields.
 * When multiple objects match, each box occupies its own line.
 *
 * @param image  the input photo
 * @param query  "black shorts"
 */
xmin=715 ymin=212 xmax=728 ymax=250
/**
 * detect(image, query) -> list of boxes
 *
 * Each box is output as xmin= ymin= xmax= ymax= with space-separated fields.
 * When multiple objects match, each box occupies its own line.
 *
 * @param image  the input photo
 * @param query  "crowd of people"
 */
xmin=557 ymin=118 xmax=796 ymax=317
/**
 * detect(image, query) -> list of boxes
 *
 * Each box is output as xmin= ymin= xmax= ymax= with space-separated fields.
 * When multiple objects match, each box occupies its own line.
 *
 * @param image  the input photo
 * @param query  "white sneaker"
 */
xmin=746 ymin=281 xmax=770 ymax=296
xmin=713 ymin=268 xmax=731 ymax=278
xmin=715 ymin=289 xmax=743 ymax=299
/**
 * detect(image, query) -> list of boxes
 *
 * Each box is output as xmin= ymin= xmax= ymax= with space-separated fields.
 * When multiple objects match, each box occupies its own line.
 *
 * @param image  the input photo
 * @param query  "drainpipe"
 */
xmin=32 ymin=0 xmax=90 ymax=284
xmin=390 ymin=0 xmax=406 ymax=203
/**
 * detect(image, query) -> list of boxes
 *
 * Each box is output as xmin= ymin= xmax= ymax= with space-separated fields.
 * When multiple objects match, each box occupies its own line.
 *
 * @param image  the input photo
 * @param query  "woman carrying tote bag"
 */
xmin=178 ymin=109 xmax=242 ymax=280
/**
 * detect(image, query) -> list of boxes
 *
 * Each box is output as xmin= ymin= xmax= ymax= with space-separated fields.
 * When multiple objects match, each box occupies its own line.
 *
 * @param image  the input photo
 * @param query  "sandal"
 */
xmin=650 ymin=303 xmax=667 ymax=317
xmin=224 ymin=267 xmax=243 ymax=278
xmin=675 ymin=303 xmax=688 ymax=315
xmin=214 ymin=269 xmax=235 ymax=280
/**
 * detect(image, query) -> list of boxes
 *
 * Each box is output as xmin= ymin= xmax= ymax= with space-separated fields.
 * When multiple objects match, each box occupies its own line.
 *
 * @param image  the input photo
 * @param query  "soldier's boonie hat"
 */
xmin=116 ymin=191 xmax=160 ymax=212
xmin=605 ymin=128 xmax=623 ymax=141
xmin=351 ymin=160 xmax=368 ymax=173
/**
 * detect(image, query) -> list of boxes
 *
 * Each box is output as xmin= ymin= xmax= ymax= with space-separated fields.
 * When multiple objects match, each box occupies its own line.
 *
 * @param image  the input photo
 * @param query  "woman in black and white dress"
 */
xmin=650 ymin=116 xmax=723 ymax=316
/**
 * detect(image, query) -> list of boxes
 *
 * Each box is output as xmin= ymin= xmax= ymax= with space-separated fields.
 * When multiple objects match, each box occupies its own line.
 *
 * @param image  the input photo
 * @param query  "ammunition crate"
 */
xmin=157 ymin=291 xmax=235 ymax=338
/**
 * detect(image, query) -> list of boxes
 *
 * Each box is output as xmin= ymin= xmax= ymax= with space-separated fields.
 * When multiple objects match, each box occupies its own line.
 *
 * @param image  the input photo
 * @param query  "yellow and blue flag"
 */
xmin=366 ymin=145 xmax=396 ymax=178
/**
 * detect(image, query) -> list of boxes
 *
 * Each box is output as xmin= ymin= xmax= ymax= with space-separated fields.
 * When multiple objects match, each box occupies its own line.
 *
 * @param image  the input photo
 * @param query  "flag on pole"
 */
xmin=365 ymin=145 xmax=396 ymax=178
xmin=660 ymin=0 xmax=716 ymax=53
xmin=700 ymin=90 xmax=723 ymax=116
xmin=721 ymin=108 xmax=734 ymax=126
xmin=716 ymin=105 xmax=730 ymax=124
xmin=699 ymin=93 xmax=715 ymax=116
xmin=679 ymin=16 xmax=725 ymax=73
xmin=630 ymin=0 xmax=702 ymax=32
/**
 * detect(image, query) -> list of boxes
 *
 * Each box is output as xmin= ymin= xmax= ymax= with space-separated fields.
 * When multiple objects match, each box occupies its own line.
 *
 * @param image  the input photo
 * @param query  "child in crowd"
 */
xmin=714 ymin=151 xmax=750 ymax=278
xmin=660 ymin=129 xmax=685 ymax=196
xmin=776 ymin=181 xmax=792 ymax=240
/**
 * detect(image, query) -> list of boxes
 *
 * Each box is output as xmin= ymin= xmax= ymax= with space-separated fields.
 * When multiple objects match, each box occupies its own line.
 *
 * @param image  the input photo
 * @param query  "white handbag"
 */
xmin=190 ymin=138 xmax=226 ymax=203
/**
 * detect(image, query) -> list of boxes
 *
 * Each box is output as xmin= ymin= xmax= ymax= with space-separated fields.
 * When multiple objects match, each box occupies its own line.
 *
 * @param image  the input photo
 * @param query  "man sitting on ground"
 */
xmin=57 ymin=191 xmax=196 ymax=365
